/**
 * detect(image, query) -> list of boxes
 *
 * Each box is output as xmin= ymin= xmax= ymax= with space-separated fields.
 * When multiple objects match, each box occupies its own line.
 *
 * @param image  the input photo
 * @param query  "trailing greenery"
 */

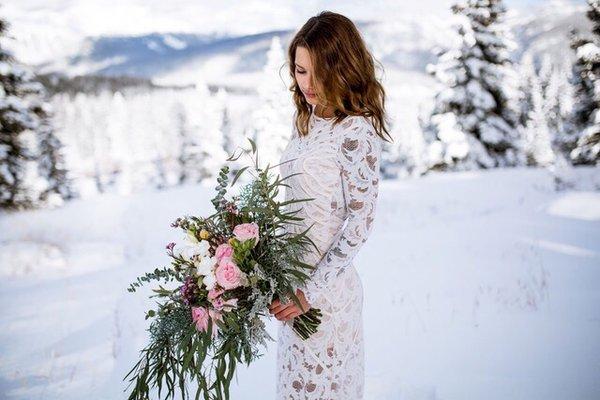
xmin=124 ymin=138 xmax=322 ymax=399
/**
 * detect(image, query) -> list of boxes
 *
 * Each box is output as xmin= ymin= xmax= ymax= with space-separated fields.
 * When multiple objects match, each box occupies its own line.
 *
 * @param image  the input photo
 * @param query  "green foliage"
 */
xmin=128 ymin=267 xmax=180 ymax=293
xmin=124 ymin=137 xmax=323 ymax=399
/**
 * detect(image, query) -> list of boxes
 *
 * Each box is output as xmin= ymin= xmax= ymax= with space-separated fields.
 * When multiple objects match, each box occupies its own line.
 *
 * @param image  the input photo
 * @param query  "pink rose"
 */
xmin=215 ymin=258 xmax=244 ymax=290
xmin=207 ymin=288 xmax=225 ymax=301
xmin=191 ymin=306 xmax=210 ymax=332
xmin=232 ymin=222 xmax=259 ymax=246
xmin=207 ymin=287 xmax=238 ymax=311
xmin=191 ymin=306 xmax=222 ymax=338
xmin=215 ymin=243 xmax=234 ymax=261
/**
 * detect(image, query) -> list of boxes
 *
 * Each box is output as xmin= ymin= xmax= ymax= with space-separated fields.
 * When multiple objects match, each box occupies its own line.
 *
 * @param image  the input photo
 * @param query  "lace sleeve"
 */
xmin=302 ymin=117 xmax=382 ymax=307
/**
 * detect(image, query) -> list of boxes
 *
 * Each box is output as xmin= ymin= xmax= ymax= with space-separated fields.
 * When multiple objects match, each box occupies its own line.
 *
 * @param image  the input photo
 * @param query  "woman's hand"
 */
xmin=268 ymin=289 xmax=311 ymax=322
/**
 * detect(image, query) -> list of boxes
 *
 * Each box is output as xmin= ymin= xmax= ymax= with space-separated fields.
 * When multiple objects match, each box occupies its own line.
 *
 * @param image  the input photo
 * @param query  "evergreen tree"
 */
xmin=422 ymin=0 xmax=521 ymax=171
xmin=516 ymin=54 xmax=537 ymax=129
xmin=516 ymin=54 xmax=563 ymax=166
xmin=178 ymin=81 xmax=227 ymax=184
xmin=251 ymin=36 xmax=294 ymax=171
xmin=0 ymin=20 xmax=35 ymax=209
xmin=545 ymin=63 xmax=575 ymax=157
xmin=32 ymin=99 xmax=76 ymax=204
xmin=518 ymin=55 xmax=575 ymax=163
xmin=0 ymin=17 xmax=74 ymax=210
xmin=567 ymin=0 xmax=600 ymax=165
xmin=521 ymin=69 xmax=555 ymax=166
xmin=173 ymin=99 xmax=202 ymax=184
xmin=215 ymin=88 xmax=234 ymax=156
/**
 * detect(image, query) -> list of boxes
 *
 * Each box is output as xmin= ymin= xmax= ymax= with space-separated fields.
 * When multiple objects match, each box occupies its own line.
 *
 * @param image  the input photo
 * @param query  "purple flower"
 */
xmin=166 ymin=242 xmax=176 ymax=254
xmin=225 ymin=201 xmax=238 ymax=215
xmin=180 ymin=275 xmax=200 ymax=305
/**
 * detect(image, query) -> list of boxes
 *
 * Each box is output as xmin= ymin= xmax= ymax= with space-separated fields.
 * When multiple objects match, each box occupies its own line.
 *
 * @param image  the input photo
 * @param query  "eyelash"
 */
xmin=296 ymin=70 xmax=306 ymax=75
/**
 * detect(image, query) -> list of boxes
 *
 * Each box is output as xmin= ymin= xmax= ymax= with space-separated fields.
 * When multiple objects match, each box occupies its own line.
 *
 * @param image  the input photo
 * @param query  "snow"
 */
xmin=576 ymin=42 xmax=600 ymax=63
xmin=1 ymin=166 xmax=599 ymax=399
xmin=547 ymin=191 xmax=600 ymax=221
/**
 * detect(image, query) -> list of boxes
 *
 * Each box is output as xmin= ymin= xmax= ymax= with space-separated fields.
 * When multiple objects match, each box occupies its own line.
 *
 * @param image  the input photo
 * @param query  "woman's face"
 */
xmin=294 ymin=46 xmax=320 ymax=105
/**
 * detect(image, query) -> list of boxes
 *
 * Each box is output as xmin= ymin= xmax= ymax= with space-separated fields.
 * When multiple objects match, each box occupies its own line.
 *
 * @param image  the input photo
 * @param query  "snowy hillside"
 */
xmin=0 ymin=166 xmax=599 ymax=399
xmin=1 ymin=1 xmax=588 ymax=89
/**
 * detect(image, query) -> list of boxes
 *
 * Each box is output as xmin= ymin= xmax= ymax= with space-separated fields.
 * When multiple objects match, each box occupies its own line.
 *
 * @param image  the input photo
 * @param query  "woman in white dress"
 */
xmin=268 ymin=11 xmax=393 ymax=400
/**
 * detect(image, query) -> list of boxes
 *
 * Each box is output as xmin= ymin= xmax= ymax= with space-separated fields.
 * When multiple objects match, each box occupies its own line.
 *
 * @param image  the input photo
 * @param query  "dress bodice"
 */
xmin=278 ymin=106 xmax=383 ymax=306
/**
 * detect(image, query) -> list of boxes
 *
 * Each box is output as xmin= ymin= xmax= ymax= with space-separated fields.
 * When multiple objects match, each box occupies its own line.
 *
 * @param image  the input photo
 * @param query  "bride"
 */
xmin=268 ymin=10 xmax=393 ymax=400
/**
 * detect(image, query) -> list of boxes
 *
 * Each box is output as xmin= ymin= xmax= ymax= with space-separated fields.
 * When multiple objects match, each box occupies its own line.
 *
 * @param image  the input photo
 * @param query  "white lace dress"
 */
xmin=275 ymin=105 xmax=382 ymax=400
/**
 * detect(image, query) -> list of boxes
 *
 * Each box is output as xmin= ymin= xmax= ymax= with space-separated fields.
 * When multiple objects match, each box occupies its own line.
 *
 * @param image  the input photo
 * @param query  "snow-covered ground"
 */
xmin=0 ymin=166 xmax=599 ymax=400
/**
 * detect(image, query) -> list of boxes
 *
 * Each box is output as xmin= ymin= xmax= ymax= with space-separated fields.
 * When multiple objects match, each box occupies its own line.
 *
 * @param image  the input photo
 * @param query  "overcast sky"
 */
xmin=3 ymin=0 xmax=586 ymax=39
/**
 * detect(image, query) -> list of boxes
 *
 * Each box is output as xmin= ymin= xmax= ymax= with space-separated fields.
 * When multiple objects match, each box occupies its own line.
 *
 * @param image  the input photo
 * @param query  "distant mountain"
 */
xmin=52 ymin=30 xmax=289 ymax=79
xmin=30 ymin=17 xmax=448 ymax=89
xmin=14 ymin=1 xmax=593 ymax=90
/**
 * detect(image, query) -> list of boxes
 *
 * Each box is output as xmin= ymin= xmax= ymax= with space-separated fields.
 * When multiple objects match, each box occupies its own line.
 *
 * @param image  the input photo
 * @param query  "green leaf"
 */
xmin=247 ymin=137 xmax=257 ymax=154
xmin=231 ymin=166 xmax=249 ymax=187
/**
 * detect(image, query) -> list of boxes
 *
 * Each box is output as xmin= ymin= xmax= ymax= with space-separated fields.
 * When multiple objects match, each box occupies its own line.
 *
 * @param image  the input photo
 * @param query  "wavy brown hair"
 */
xmin=286 ymin=11 xmax=392 ymax=143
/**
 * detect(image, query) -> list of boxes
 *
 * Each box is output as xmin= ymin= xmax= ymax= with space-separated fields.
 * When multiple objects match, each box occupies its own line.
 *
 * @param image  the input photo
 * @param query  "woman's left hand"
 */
xmin=268 ymin=289 xmax=310 ymax=322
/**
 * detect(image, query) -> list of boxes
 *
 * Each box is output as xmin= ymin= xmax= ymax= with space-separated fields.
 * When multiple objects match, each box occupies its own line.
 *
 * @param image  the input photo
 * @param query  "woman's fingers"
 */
xmin=284 ymin=310 xmax=300 ymax=321
xmin=276 ymin=305 xmax=300 ymax=321
xmin=270 ymin=302 xmax=288 ymax=315
xmin=270 ymin=295 xmax=306 ymax=319
xmin=283 ymin=309 xmax=301 ymax=322
xmin=274 ymin=304 xmax=294 ymax=319
xmin=268 ymin=299 xmax=282 ymax=314
xmin=270 ymin=297 xmax=297 ymax=315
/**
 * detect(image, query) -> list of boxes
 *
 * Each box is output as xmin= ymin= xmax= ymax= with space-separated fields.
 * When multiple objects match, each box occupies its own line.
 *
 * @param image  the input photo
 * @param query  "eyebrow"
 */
xmin=294 ymin=63 xmax=307 ymax=69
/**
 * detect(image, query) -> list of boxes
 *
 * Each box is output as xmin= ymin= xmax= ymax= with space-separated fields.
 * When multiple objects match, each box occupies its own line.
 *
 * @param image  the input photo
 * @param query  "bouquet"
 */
xmin=124 ymin=138 xmax=323 ymax=400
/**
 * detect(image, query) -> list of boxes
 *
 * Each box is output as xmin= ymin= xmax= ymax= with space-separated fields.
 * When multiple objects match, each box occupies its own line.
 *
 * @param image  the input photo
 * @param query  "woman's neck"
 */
xmin=314 ymin=104 xmax=335 ymax=118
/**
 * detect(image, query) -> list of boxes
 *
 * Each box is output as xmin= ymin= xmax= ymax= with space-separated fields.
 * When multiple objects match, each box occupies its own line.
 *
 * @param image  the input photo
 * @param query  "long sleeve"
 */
xmin=302 ymin=118 xmax=382 ymax=307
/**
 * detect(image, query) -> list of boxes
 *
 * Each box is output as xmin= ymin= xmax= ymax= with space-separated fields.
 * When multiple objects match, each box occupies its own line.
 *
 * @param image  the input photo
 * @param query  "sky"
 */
xmin=3 ymin=0 xmax=586 ymax=39
xmin=0 ymin=0 xmax=586 ymax=66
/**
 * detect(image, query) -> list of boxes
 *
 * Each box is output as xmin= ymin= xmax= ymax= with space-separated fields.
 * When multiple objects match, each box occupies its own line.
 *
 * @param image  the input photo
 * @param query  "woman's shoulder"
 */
xmin=335 ymin=114 xmax=381 ymax=148
xmin=333 ymin=114 xmax=382 ymax=166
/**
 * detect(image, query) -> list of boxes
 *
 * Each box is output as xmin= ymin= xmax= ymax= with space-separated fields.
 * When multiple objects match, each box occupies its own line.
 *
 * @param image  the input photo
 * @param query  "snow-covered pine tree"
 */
xmin=567 ymin=0 xmax=600 ymax=165
xmin=0 ymin=16 xmax=73 ymax=210
xmin=545 ymin=63 xmax=575 ymax=157
xmin=0 ymin=20 xmax=35 ymax=210
xmin=516 ymin=53 xmax=537 ymax=129
xmin=214 ymin=88 xmax=234 ymax=156
xmin=33 ymin=100 xmax=76 ymax=204
xmin=515 ymin=53 xmax=557 ymax=166
xmin=250 ymin=36 xmax=294 ymax=171
xmin=179 ymin=81 xmax=227 ymax=184
xmin=521 ymin=66 xmax=555 ymax=166
xmin=173 ymin=99 xmax=201 ymax=184
xmin=422 ymin=0 xmax=521 ymax=171
xmin=519 ymin=55 xmax=574 ymax=162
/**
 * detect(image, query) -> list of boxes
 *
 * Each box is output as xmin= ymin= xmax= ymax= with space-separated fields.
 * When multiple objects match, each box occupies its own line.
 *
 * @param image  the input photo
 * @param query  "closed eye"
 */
xmin=296 ymin=69 xmax=306 ymax=75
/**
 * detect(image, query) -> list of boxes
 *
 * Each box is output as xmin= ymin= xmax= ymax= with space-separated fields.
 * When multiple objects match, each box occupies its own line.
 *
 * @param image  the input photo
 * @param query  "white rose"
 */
xmin=180 ymin=245 xmax=200 ymax=261
xmin=196 ymin=240 xmax=211 ymax=256
xmin=202 ymin=271 xmax=217 ymax=290
xmin=181 ymin=241 xmax=210 ymax=261
xmin=196 ymin=255 xmax=217 ymax=276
